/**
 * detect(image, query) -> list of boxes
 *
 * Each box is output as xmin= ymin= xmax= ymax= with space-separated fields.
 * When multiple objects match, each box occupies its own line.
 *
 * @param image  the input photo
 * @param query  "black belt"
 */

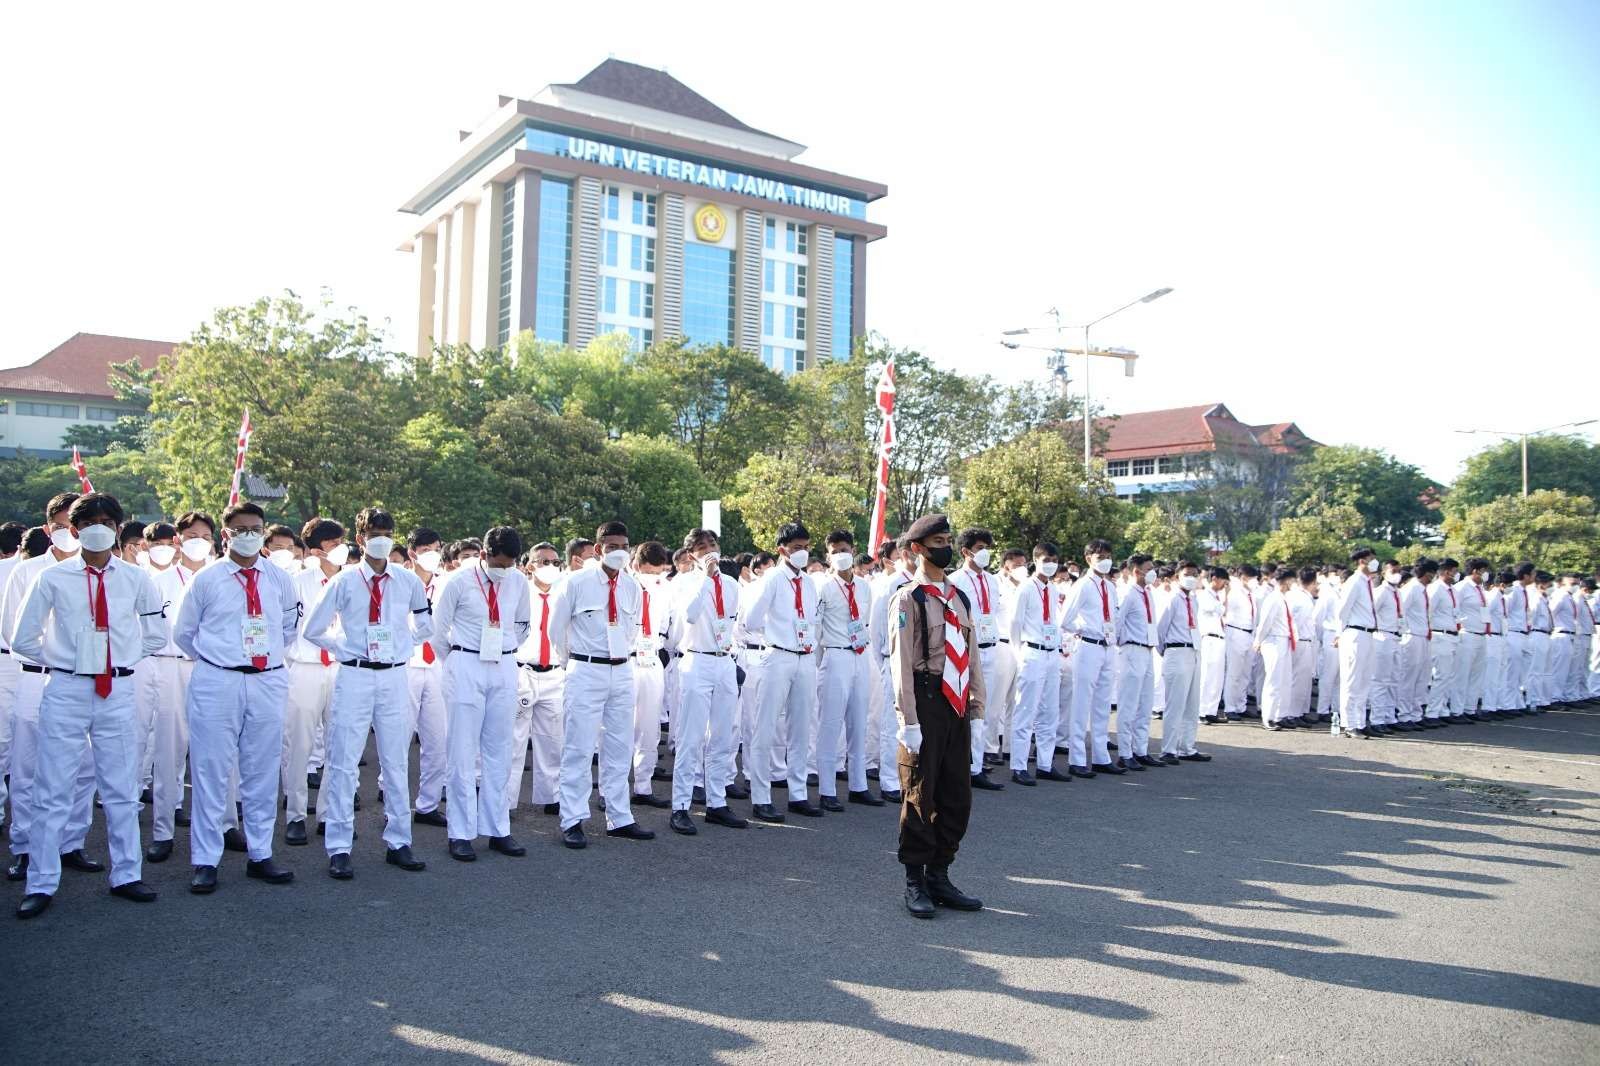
xmin=1165 ymin=642 xmax=1194 ymax=649
xmin=571 ymin=653 xmax=630 ymax=666
xmin=823 ymin=645 xmax=858 ymax=651
xmin=978 ymin=642 xmax=997 ymax=649
xmin=770 ymin=646 xmax=812 ymax=656
xmin=1080 ymin=636 xmax=1107 ymax=647
xmin=518 ymin=662 xmax=558 ymax=673
xmin=672 ymin=651 xmax=684 ymax=659
xmin=1554 ymin=630 xmax=1574 ymax=636
xmin=1531 ymin=628 xmax=1551 ymax=634
xmin=340 ymin=659 xmax=402 ymax=670
xmin=996 ymin=637 xmax=1010 ymax=644
xmin=1432 ymin=628 xmax=1456 ymax=634
xmin=1123 ymin=641 xmax=1152 ymax=648
xmin=1204 ymin=633 xmax=1224 ymax=640
xmin=742 ymin=642 xmax=766 ymax=651
xmin=36 ymin=666 xmax=136 ymax=678
xmin=200 ymin=658 xmax=282 ymax=674
xmin=1344 ymin=625 xmax=1375 ymax=633
xmin=685 ymin=649 xmax=729 ymax=657
xmin=1484 ymin=632 xmax=1501 ymax=637
xmin=0 ymin=647 xmax=8 ymax=655
xmin=1022 ymin=641 xmax=1059 ymax=652
xmin=21 ymin=663 xmax=46 ymax=674
xmin=1225 ymin=624 xmax=1253 ymax=634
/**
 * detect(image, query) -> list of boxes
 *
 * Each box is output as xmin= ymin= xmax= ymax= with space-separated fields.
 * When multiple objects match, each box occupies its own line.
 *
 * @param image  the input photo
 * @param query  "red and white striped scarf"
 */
xmin=921 ymin=582 xmax=969 ymax=716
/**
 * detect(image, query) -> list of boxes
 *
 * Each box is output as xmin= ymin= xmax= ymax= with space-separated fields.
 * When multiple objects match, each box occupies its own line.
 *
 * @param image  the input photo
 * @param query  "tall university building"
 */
xmin=400 ymin=59 xmax=887 ymax=374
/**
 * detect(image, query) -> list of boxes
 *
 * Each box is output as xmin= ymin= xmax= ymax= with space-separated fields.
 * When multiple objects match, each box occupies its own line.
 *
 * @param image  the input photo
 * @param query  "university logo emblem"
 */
xmin=692 ymin=202 xmax=727 ymax=243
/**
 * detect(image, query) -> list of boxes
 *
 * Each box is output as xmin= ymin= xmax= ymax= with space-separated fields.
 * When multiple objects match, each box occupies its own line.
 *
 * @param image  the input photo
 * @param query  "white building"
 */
xmin=0 ymin=333 xmax=172 ymax=459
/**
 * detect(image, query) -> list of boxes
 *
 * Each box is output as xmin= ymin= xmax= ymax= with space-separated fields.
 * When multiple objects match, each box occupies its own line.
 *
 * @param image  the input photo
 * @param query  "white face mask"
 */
xmin=786 ymin=548 xmax=810 ymax=570
xmin=1180 ymin=575 xmax=1199 ymax=591
xmin=416 ymin=550 xmax=443 ymax=573
xmin=1093 ymin=557 xmax=1114 ymax=575
xmin=1142 ymin=570 xmax=1157 ymax=586
xmin=1385 ymin=572 xmax=1402 ymax=586
xmin=363 ymin=536 xmax=394 ymax=560
xmin=893 ymin=558 xmax=911 ymax=574
xmin=1037 ymin=561 xmax=1059 ymax=578
xmin=830 ymin=551 xmax=853 ymax=572
xmin=582 ymin=555 xmax=601 ymax=570
xmin=228 ymin=531 xmax=265 ymax=558
xmin=135 ymin=549 xmax=149 ymax=567
xmin=698 ymin=551 xmax=721 ymax=569
xmin=482 ymin=564 xmax=508 ymax=584
xmin=50 ymin=527 xmax=80 ymax=554
xmin=269 ymin=548 xmax=298 ymax=571
xmin=972 ymin=548 xmax=992 ymax=569
xmin=325 ymin=544 xmax=351 ymax=568
xmin=534 ymin=564 xmax=560 ymax=586
xmin=180 ymin=537 xmax=213 ymax=562
xmin=148 ymin=543 xmax=177 ymax=567
xmin=1366 ymin=558 xmax=1380 ymax=573
xmin=77 ymin=524 xmax=117 ymax=553
xmin=603 ymin=549 xmax=630 ymax=571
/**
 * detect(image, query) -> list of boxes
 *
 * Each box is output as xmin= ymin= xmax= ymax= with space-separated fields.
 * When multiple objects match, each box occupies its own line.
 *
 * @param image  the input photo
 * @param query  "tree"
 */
xmin=1187 ymin=440 xmax=1303 ymax=545
xmin=613 ymin=434 xmax=719 ymax=546
xmin=0 ymin=451 xmax=52 ymax=523
xmin=475 ymin=397 xmax=631 ymax=546
xmin=60 ymin=357 xmax=158 ymax=455
xmin=1449 ymin=435 xmax=1600 ymax=511
xmin=255 ymin=374 xmax=407 ymax=523
xmin=387 ymin=413 xmax=503 ymax=540
xmin=726 ymin=451 xmax=863 ymax=549
xmin=1217 ymin=531 xmax=1269 ymax=566
xmin=1123 ymin=501 xmax=1204 ymax=561
xmin=640 ymin=341 xmax=794 ymax=489
xmin=1442 ymin=490 xmax=1600 ymax=571
xmin=949 ymin=430 xmax=1123 ymax=552
xmin=1258 ymin=505 xmax=1365 ymax=567
xmin=518 ymin=333 xmax=671 ymax=439
xmin=1289 ymin=444 xmax=1435 ymax=545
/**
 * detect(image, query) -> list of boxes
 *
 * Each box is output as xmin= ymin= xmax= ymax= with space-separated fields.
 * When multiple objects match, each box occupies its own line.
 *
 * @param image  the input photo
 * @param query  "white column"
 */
xmin=469 ymin=183 xmax=499 ymax=349
xmin=450 ymin=200 xmax=477 ymax=347
xmin=414 ymin=229 xmax=437 ymax=357
xmin=432 ymin=212 xmax=453 ymax=348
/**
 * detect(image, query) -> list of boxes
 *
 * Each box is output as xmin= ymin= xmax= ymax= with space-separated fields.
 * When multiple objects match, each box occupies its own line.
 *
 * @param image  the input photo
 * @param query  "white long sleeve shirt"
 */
xmin=1156 ymin=587 xmax=1200 ymax=648
xmin=172 ymin=557 xmax=301 ymax=669
xmin=1550 ymin=587 xmax=1580 ymax=634
xmin=1431 ymin=579 xmax=1462 ymax=634
xmin=302 ymin=559 xmax=433 ymax=664
xmin=1375 ymin=580 xmax=1404 ymax=635
xmin=291 ymin=563 xmax=343 ymax=664
xmin=429 ymin=565 xmax=532 ymax=660
xmin=3 ymin=551 xmax=75 ymax=665
xmin=547 ymin=564 xmax=641 ymax=661
xmin=947 ymin=565 xmax=999 ymax=647
xmin=1222 ymin=581 xmax=1259 ymax=633
xmin=743 ymin=561 xmax=820 ymax=653
xmin=1456 ymin=577 xmax=1489 ymax=635
xmin=12 ymin=555 xmax=166 ymax=671
xmin=1337 ymin=574 xmax=1381 ymax=630
xmin=516 ymin=581 xmax=561 ymax=666
xmin=1287 ymin=586 xmax=1317 ymax=646
xmin=869 ymin=569 xmax=913 ymax=657
xmin=1060 ymin=573 xmax=1117 ymax=642
xmin=1115 ymin=581 xmax=1158 ymax=647
xmin=815 ymin=571 xmax=872 ymax=651
xmin=1009 ymin=575 xmax=1063 ymax=650
xmin=143 ymin=562 xmax=195 ymax=657
xmin=1485 ymin=586 xmax=1506 ymax=635
xmin=1399 ymin=579 xmax=1432 ymax=638
xmin=1505 ymin=583 xmax=1534 ymax=633
xmin=676 ymin=570 xmax=741 ymax=655
xmin=1254 ymin=588 xmax=1292 ymax=644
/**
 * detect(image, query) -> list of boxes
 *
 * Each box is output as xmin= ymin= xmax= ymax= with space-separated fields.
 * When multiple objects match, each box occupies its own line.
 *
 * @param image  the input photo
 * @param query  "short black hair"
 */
xmin=46 ymin=492 xmax=81 ymax=522
xmin=1128 ymin=553 xmax=1152 ymax=568
xmin=265 ymin=523 xmax=298 ymax=546
xmin=484 ymin=526 xmax=523 ymax=562
xmin=958 ymin=528 xmax=995 ymax=551
xmin=1465 ymin=556 xmax=1489 ymax=573
xmin=1084 ymin=538 xmax=1112 ymax=555
xmin=1515 ymin=561 xmax=1535 ymax=578
xmin=68 ymin=492 xmax=124 ymax=528
xmin=1417 ymin=559 xmax=1440 ymax=577
xmin=825 ymin=529 xmax=854 ymax=548
xmin=355 ymin=507 xmax=395 ymax=537
xmin=530 ymin=541 xmax=558 ymax=557
xmin=302 ymin=518 xmax=345 ymax=548
xmin=875 ymin=540 xmax=896 ymax=562
xmin=407 ymin=527 xmax=442 ymax=551
xmin=220 ymin=501 xmax=265 ymax=526
xmin=566 ymin=537 xmax=595 ymax=560
xmin=1210 ymin=566 xmax=1230 ymax=581
xmin=854 ymin=552 xmax=873 ymax=567
xmin=1239 ymin=563 xmax=1260 ymax=579
xmin=22 ymin=526 xmax=51 ymax=558
xmin=683 ymin=528 xmax=719 ymax=551
xmin=1439 ymin=557 xmax=1459 ymax=570
xmin=1298 ymin=566 xmax=1318 ymax=584
xmin=0 ymin=521 xmax=24 ymax=555
xmin=144 ymin=522 xmax=177 ymax=542
xmin=1001 ymin=548 xmax=1027 ymax=565
xmin=456 ymin=537 xmax=483 ymax=556
xmin=1350 ymin=548 xmax=1375 ymax=563
xmin=118 ymin=519 xmax=145 ymax=548
xmin=752 ymin=551 xmax=777 ymax=570
xmin=1033 ymin=541 xmax=1060 ymax=559
xmin=634 ymin=540 xmax=671 ymax=567
xmin=175 ymin=510 xmax=215 ymax=535
xmin=595 ymin=520 xmax=628 ymax=541
xmin=776 ymin=521 xmax=810 ymax=547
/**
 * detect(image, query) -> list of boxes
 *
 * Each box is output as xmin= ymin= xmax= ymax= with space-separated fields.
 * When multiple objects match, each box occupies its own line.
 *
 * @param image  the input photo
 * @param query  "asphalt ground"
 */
xmin=3 ymin=702 xmax=1599 ymax=1065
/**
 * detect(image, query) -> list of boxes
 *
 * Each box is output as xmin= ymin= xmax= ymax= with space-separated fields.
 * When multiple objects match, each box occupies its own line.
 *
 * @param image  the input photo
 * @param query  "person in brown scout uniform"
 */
xmin=887 ymin=514 xmax=986 ymax=918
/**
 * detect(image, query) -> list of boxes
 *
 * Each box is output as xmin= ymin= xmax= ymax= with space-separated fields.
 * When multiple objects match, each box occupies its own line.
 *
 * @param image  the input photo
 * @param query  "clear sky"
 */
xmin=3 ymin=0 xmax=1595 ymax=482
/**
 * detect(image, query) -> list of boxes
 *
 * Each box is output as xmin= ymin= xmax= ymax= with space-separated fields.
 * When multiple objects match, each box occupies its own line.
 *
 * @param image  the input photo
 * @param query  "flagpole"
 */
xmin=228 ymin=409 xmax=252 ymax=508
xmin=71 ymin=446 xmax=94 ymax=494
xmin=868 ymin=358 xmax=896 ymax=550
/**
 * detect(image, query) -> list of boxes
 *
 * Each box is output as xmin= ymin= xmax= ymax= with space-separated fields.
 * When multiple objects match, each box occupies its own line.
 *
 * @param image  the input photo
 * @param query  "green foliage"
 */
xmin=726 ymin=451 xmax=863 ymax=549
xmin=614 ymin=434 xmax=720 ymax=546
xmin=387 ymin=413 xmax=503 ymax=541
xmin=1442 ymin=490 xmax=1600 ymax=571
xmin=1289 ymin=444 xmax=1435 ymax=545
xmin=1123 ymin=502 xmax=1205 ymax=562
xmin=640 ymin=341 xmax=793 ymax=489
xmin=1258 ymin=505 xmax=1364 ymax=567
xmin=476 ymin=397 xmax=631 ymax=547
xmin=1217 ymin=531 xmax=1269 ymax=566
xmin=949 ymin=430 xmax=1123 ymax=552
xmin=1449 ymin=435 xmax=1600 ymax=511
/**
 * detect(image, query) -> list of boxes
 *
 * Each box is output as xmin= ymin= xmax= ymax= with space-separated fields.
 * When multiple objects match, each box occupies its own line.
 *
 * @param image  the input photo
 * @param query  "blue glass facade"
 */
xmin=832 ymin=234 xmax=853 ymax=360
xmin=534 ymin=177 xmax=572 ymax=343
xmin=681 ymin=243 xmax=734 ymax=347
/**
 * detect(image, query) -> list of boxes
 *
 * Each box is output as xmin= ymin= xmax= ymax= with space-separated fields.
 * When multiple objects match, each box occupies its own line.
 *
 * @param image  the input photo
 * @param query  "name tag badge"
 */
xmin=1042 ymin=622 xmax=1060 ymax=647
xmin=976 ymin=619 xmax=997 ymax=644
xmin=366 ymin=623 xmax=395 ymax=661
xmin=794 ymin=619 xmax=813 ymax=650
xmin=478 ymin=622 xmax=503 ymax=662
xmin=847 ymin=618 xmax=868 ymax=650
xmin=76 ymin=627 xmax=110 ymax=676
xmin=711 ymin=617 xmax=732 ymax=651
xmin=241 ymin=616 xmax=271 ymax=658
xmin=636 ymin=633 xmax=660 ymax=658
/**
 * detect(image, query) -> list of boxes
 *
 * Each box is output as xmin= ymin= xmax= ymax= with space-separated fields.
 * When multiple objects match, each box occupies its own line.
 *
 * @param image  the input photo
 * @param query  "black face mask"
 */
xmin=921 ymin=544 xmax=954 ymax=569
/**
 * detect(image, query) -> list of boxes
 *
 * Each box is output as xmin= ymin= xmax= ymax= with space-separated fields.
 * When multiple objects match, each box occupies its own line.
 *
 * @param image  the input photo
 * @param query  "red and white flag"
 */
xmin=227 ymin=409 xmax=253 ymax=508
xmin=867 ymin=358 xmax=896 ymax=552
xmin=71 ymin=446 xmax=94 ymax=494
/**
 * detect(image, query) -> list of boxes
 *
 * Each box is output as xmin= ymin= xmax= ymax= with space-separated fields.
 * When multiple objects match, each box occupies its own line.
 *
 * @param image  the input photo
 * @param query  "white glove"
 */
xmin=897 ymin=724 xmax=923 ymax=755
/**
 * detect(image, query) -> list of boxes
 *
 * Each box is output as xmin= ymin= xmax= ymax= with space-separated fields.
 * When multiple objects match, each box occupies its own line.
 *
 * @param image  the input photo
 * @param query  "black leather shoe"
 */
xmin=670 ymin=810 xmax=697 ymax=835
xmin=189 ymin=865 xmax=218 ymax=894
xmin=284 ymin=819 xmax=308 ymax=846
xmin=880 ymin=789 xmax=903 ymax=804
xmin=145 ymin=838 xmax=174 ymax=864
xmin=1036 ymin=768 xmax=1072 ymax=782
xmin=1179 ymin=752 xmax=1213 ymax=762
xmin=1160 ymin=753 xmax=1181 ymax=765
xmin=541 ymin=803 xmax=559 ymax=816
xmin=651 ymin=766 xmax=673 ymax=782
xmin=1120 ymin=757 xmax=1146 ymax=772
xmin=448 ymin=838 xmax=477 ymax=861
xmin=489 ymin=835 xmax=527 ymax=856
xmin=1342 ymin=728 xmax=1371 ymax=739
xmin=327 ymin=853 xmax=354 ymax=880
xmin=386 ymin=845 xmax=426 ymax=871
xmin=110 ymin=880 xmax=158 ymax=903
xmin=866 ymin=767 xmax=880 ymax=781
xmin=6 ymin=853 xmax=28 ymax=882
xmin=806 ymin=773 xmax=819 ymax=787
xmin=413 ymin=808 xmax=448 ymax=827
xmin=1092 ymin=762 xmax=1127 ymax=776
xmin=606 ymin=822 xmax=656 ymax=841
xmin=905 ymin=874 xmax=936 ymax=919
xmin=140 ymin=786 xmax=153 ymax=804
xmin=848 ymin=789 xmax=886 ymax=806
xmin=704 ymin=806 xmax=747 ymax=828
xmin=173 ymin=808 xmax=190 ymax=827
xmin=16 ymin=893 xmax=51 ymax=919
xmin=61 ymin=849 xmax=105 ymax=873
xmin=751 ymin=803 xmax=785 ymax=823
xmin=353 ymin=791 xmax=362 ymax=811
xmin=690 ymin=786 xmax=707 ymax=805
xmin=724 ymin=782 xmax=751 ymax=800
xmin=561 ymin=825 xmax=588 ymax=849
xmin=222 ymin=828 xmax=248 ymax=853
xmin=1067 ymin=765 xmax=1097 ymax=780
xmin=787 ymin=800 xmax=824 ymax=818
xmin=1011 ymin=770 xmax=1036 ymax=786
xmin=970 ymin=772 xmax=1005 ymax=791
xmin=632 ymin=792 xmax=671 ymax=809
xmin=1136 ymin=754 xmax=1163 ymax=767
xmin=247 ymin=857 xmax=294 ymax=884
xmin=925 ymin=866 xmax=982 ymax=910
xmin=819 ymin=795 xmax=846 ymax=812
xmin=307 ymin=770 xmax=321 ymax=790
xmin=770 ymin=778 xmax=787 ymax=790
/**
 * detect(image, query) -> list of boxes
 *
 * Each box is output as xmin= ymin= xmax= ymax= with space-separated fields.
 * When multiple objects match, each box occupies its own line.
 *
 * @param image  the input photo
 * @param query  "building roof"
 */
xmin=1091 ymin=403 xmax=1319 ymax=462
xmin=552 ymin=58 xmax=783 ymax=141
xmin=0 ymin=333 xmax=173 ymax=400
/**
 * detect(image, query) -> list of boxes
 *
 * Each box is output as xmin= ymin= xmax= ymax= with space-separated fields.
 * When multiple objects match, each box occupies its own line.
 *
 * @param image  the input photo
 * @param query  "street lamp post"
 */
xmin=1454 ymin=419 xmax=1598 ymax=496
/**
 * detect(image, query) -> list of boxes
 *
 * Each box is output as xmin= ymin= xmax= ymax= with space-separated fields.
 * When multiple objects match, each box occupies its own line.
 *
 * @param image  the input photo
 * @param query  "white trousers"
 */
xmin=1529 ymin=634 xmax=1553 ymax=707
xmin=985 ymin=643 xmax=1017 ymax=755
xmin=751 ymin=650 xmax=817 ymax=805
xmin=817 ymin=647 xmax=872 ymax=795
xmin=7 ymin=667 xmax=93 ymax=858
xmin=872 ymin=654 xmax=902 ymax=792
xmin=322 ymin=665 xmax=412 ymax=854
xmin=631 ymin=662 xmax=665 ymax=796
xmin=1338 ymin=631 xmax=1374 ymax=731
xmin=1454 ymin=632 xmax=1486 ymax=715
xmin=1070 ymin=639 xmax=1114 ymax=766
xmin=1009 ymin=646 xmax=1060 ymax=772
xmin=1222 ymin=628 xmax=1253 ymax=715
xmin=1198 ymin=634 xmax=1227 ymax=717
xmin=1481 ymin=634 xmax=1507 ymax=712
xmin=187 ymin=662 xmax=289 ymax=866
xmin=1259 ymin=637 xmax=1293 ymax=725
xmin=1504 ymin=632 xmax=1530 ymax=709
xmin=1395 ymin=634 xmax=1430 ymax=723
xmin=1368 ymin=633 xmax=1399 ymax=725
xmin=1290 ymin=641 xmax=1315 ymax=719
xmin=1588 ymin=632 xmax=1600 ymax=697
xmin=559 ymin=659 xmax=636 ymax=831
xmin=674 ymin=652 xmax=738 ymax=810
xmin=1159 ymin=647 xmax=1200 ymax=755
xmin=407 ymin=663 xmax=447 ymax=812
xmin=1428 ymin=632 xmax=1458 ymax=717
xmin=507 ymin=665 xmax=563 ymax=809
xmin=444 ymin=651 xmax=517 ymax=841
xmin=1316 ymin=636 xmax=1339 ymax=717
xmin=1562 ymin=633 xmax=1586 ymax=701
xmin=282 ymin=660 xmax=337 ymax=823
xmin=26 ymin=673 xmax=141 ymax=896
xmin=1116 ymin=644 xmax=1155 ymax=757
xmin=738 ymin=654 xmax=768 ymax=786
xmin=1546 ymin=634 xmax=1573 ymax=705
xmin=138 ymin=656 xmax=192 ymax=840
xmin=0 ymin=654 xmax=17 ymax=824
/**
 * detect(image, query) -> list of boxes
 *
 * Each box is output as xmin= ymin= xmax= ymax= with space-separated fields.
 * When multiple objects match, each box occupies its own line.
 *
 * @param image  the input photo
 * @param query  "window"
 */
xmin=85 ymin=406 xmax=124 ymax=421
xmin=1106 ymin=460 xmax=1130 ymax=477
xmin=603 ymin=185 xmax=620 ymax=221
xmin=1132 ymin=458 xmax=1155 ymax=476
xmin=16 ymin=401 xmax=79 ymax=419
xmin=630 ymin=191 xmax=656 ymax=228
xmin=597 ymin=182 xmax=657 ymax=343
xmin=832 ymin=234 xmax=854 ymax=360
xmin=1158 ymin=455 xmax=1184 ymax=474
xmin=761 ymin=216 xmax=809 ymax=375
xmin=496 ymin=181 xmax=516 ymax=346
xmin=682 ymin=243 xmax=735 ymax=347
xmin=603 ymin=230 xmax=619 ymax=268
xmin=534 ymin=178 xmax=573 ymax=343
xmin=0 ymin=400 xmax=8 ymax=413
xmin=628 ymin=234 xmax=655 ymax=273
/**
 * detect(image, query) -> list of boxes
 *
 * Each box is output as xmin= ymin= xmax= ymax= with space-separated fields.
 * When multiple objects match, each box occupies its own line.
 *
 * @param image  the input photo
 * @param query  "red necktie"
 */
xmin=975 ymin=571 xmax=990 ymax=614
xmin=1097 ymin=578 xmax=1110 ymax=622
xmin=792 ymin=578 xmax=805 ymax=617
xmin=843 ymin=578 xmax=864 ymax=655
xmin=642 ymin=587 xmax=653 ymax=636
xmin=538 ymin=592 xmax=551 ymax=667
xmin=607 ymin=576 xmax=618 ymax=625
xmin=319 ymin=576 xmax=332 ymax=666
xmin=1285 ymin=602 xmax=1297 ymax=652
xmin=242 ymin=568 xmax=267 ymax=669
xmin=1041 ymin=582 xmax=1051 ymax=623
xmin=486 ymin=579 xmax=500 ymax=625
xmin=1184 ymin=592 xmax=1194 ymax=628
xmin=419 ymin=578 xmax=436 ymax=662
xmin=86 ymin=566 xmax=112 ymax=698
xmin=1392 ymin=588 xmax=1401 ymax=629
xmin=1140 ymin=586 xmax=1151 ymax=623
xmin=1248 ymin=589 xmax=1256 ymax=627
xmin=368 ymin=571 xmax=386 ymax=623
xmin=1424 ymin=586 xmax=1432 ymax=641
xmin=711 ymin=574 xmax=725 ymax=618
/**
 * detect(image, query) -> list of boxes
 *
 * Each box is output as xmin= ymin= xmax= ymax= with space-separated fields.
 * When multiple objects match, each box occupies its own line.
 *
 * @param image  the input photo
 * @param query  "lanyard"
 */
xmin=1184 ymin=592 xmax=1194 ymax=629
xmin=232 ymin=568 xmax=262 ymax=617
xmin=473 ymin=569 xmax=500 ymax=625
xmin=838 ymin=576 xmax=859 ymax=620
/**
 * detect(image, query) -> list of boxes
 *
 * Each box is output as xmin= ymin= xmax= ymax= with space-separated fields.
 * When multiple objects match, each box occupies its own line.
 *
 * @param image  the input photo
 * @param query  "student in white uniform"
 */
xmin=505 ymin=541 xmax=563 ymax=818
xmin=733 ymin=553 xmax=776 ymax=799
xmin=814 ymin=530 xmax=879 ymax=809
xmin=0 ymin=522 xmax=23 ymax=836
xmin=1114 ymin=557 xmax=1158 ymax=766
xmin=1007 ymin=544 xmax=1067 ymax=785
xmin=1253 ymin=569 xmax=1297 ymax=730
xmin=1583 ymin=580 xmax=1600 ymax=699
xmin=1394 ymin=560 xmax=1436 ymax=731
xmin=284 ymin=517 xmax=343 ymax=846
xmin=1313 ymin=569 xmax=1344 ymax=723
xmin=1548 ymin=574 xmax=1580 ymax=705
xmin=1429 ymin=559 xmax=1464 ymax=720
xmin=1336 ymin=548 xmax=1383 ymax=738
xmin=1285 ymin=567 xmax=1319 ymax=725
xmin=627 ymin=542 xmax=675 ymax=811
xmin=1156 ymin=561 xmax=1208 ymax=763
xmin=404 ymin=528 xmax=450 ymax=827
xmin=12 ymin=493 xmax=166 ymax=918
xmin=984 ymin=549 xmax=1027 ymax=766
xmin=174 ymin=502 xmax=301 ymax=895
xmin=137 ymin=522 xmax=197 ymax=863
xmin=1364 ymin=560 xmax=1405 ymax=735
xmin=1221 ymin=565 xmax=1261 ymax=721
xmin=867 ymin=544 xmax=912 ymax=802
xmin=1196 ymin=567 xmax=1229 ymax=725
xmin=1061 ymin=539 xmax=1121 ymax=777
xmin=1528 ymin=572 xmax=1556 ymax=711
xmin=1567 ymin=576 xmax=1595 ymax=701
xmin=1452 ymin=558 xmax=1493 ymax=723
xmin=947 ymin=529 xmax=1003 ymax=791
